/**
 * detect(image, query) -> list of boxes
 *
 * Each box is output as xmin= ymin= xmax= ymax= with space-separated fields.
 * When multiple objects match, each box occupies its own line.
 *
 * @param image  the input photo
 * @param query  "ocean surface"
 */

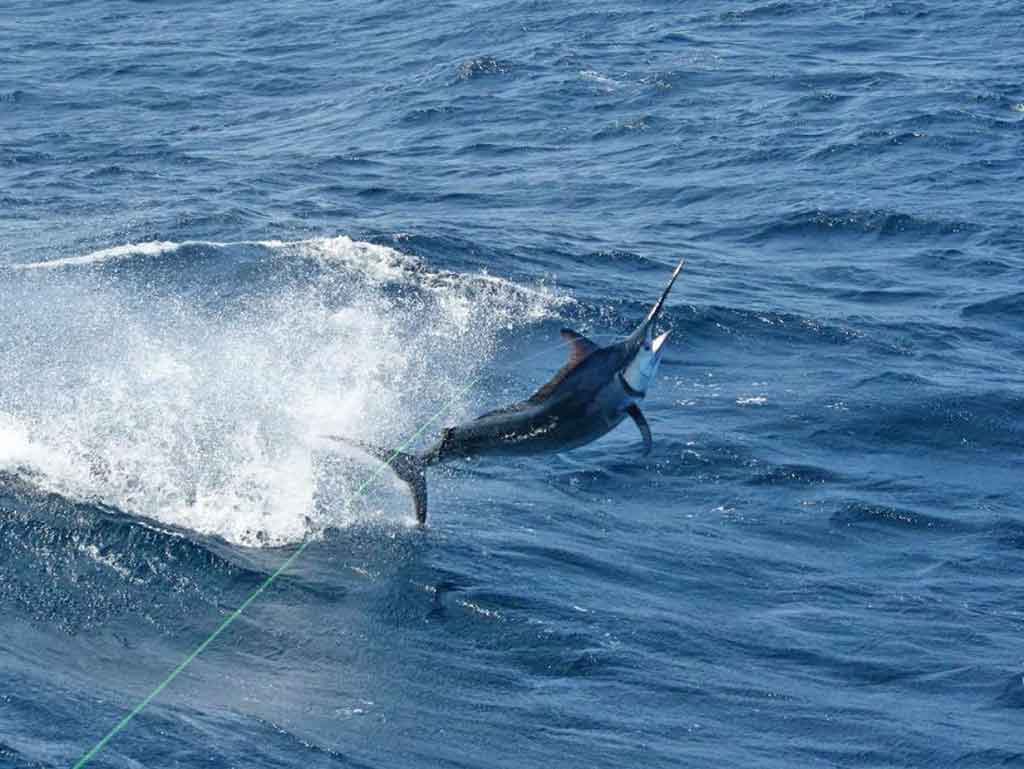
xmin=2 ymin=1 xmax=1023 ymax=767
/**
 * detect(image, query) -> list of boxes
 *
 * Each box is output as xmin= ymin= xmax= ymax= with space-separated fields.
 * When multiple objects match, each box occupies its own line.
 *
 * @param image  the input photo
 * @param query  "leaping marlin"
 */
xmin=332 ymin=259 xmax=685 ymax=524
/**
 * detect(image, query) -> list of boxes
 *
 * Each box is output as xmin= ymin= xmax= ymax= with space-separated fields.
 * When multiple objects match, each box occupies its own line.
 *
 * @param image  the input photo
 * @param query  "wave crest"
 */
xmin=1 ymin=235 xmax=569 ymax=546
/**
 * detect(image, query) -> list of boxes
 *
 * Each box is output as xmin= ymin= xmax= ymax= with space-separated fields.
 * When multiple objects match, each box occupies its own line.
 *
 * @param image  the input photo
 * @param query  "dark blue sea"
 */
xmin=2 ymin=1 xmax=1023 ymax=767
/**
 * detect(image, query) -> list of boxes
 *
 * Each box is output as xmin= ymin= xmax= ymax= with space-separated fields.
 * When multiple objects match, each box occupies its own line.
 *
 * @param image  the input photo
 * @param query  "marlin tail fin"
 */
xmin=324 ymin=436 xmax=429 ymax=525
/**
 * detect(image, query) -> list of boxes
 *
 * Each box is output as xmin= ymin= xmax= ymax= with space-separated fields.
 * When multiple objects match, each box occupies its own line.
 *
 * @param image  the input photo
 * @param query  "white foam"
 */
xmin=1 ymin=235 xmax=569 ymax=546
xmin=13 ymin=235 xmax=411 ymax=273
xmin=736 ymin=396 xmax=768 ymax=406
xmin=0 ymin=412 xmax=89 ymax=485
xmin=13 ymin=240 xmax=188 ymax=269
xmin=579 ymin=70 xmax=618 ymax=91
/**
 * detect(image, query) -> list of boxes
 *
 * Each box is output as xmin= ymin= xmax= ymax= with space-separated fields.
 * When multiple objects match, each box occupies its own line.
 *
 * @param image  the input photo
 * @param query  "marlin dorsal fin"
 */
xmin=560 ymin=328 xmax=599 ymax=367
xmin=527 ymin=329 xmax=600 ymax=404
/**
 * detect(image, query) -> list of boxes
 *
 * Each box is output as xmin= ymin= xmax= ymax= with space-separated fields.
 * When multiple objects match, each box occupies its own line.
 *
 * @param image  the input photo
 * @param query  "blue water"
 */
xmin=2 ymin=1 xmax=1023 ymax=766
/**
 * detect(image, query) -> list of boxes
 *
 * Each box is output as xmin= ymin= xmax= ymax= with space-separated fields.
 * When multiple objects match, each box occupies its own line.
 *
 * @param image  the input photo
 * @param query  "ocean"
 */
xmin=1 ymin=1 xmax=1023 ymax=767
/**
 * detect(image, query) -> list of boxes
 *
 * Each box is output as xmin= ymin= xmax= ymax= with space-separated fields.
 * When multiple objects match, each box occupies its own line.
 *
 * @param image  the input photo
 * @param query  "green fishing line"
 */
xmin=71 ymin=338 xmax=572 ymax=768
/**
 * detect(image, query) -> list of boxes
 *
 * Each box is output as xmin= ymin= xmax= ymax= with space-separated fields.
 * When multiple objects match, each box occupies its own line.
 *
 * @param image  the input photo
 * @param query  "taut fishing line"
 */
xmin=71 ymin=335 xmax=581 ymax=768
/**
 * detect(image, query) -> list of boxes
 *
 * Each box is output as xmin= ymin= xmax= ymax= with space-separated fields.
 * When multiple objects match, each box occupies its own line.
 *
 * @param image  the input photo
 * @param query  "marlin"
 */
xmin=333 ymin=259 xmax=685 ymax=524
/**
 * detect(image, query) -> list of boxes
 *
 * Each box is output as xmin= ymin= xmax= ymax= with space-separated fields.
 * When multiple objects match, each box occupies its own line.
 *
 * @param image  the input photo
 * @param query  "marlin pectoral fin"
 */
xmin=627 ymin=404 xmax=652 ymax=455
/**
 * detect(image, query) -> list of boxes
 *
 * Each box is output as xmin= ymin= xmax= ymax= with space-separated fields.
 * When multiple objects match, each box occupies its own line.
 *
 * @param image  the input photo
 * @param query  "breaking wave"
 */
xmin=0 ymin=236 xmax=569 ymax=546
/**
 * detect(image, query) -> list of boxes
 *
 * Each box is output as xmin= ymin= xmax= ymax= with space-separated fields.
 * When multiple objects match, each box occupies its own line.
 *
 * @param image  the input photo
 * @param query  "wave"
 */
xmin=12 ymin=239 xmax=191 ymax=269
xmin=718 ymin=2 xmax=811 ymax=22
xmin=0 ymin=89 xmax=33 ymax=104
xmin=690 ymin=305 xmax=860 ymax=347
xmin=0 ymin=472 xmax=269 ymax=633
xmin=747 ymin=207 xmax=979 ymax=241
xmin=813 ymin=391 xmax=1024 ymax=452
xmin=995 ymin=674 xmax=1024 ymax=709
xmin=854 ymin=371 xmax=936 ymax=389
xmin=748 ymin=463 xmax=843 ymax=487
xmin=902 ymin=249 xmax=1016 ymax=278
xmin=830 ymin=502 xmax=968 ymax=534
xmin=962 ymin=292 xmax=1024 ymax=326
xmin=455 ymin=56 xmax=512 ymax=82
xmin=10 ymin=236 xmax=419 ymax=276
xmin=1 ymin=236 xmax=569 ymax=546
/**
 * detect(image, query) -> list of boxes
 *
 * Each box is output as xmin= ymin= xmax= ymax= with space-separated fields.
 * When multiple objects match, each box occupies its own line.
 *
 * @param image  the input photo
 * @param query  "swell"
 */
xmin=962 ymin=292 xmax=1024 ymax=327
xmin=829 ymin=501 xmax=971 ymax=534
xmin=813 ymin=390 xmax=1024 ymax=452
xmin=0 ymin=472 xmax=288 ymax=634
xmin=747 ymin=207 xmax=980 ymax=242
